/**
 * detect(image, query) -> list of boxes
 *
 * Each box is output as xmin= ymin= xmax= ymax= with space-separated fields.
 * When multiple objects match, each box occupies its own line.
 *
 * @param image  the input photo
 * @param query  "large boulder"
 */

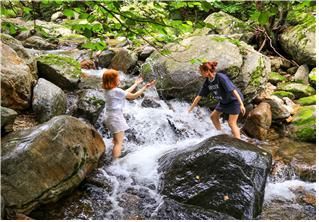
xmin=37 ymin=54 xmax=82 ymax=90
xmin=279 ymin=20 xmax=315 ymax=66
xmin=141 ymin=35 xmax=270 ymax=103
xmin=1 ymin=115 xmax=105 ymax=214
xmin=0 ymin=42 xmax=35 ymax=110
xmin=288 ymin=105 xmax=315 ymax=143
xmin=0 ymin=33 xmax=38 ymax=79
xmin=159 ymin=134 xmax=272 ymax=219
xmin=32 ymin=78 xmax=67 ymax=123
xmin=199 ymin=11 xmax=254 ymax=43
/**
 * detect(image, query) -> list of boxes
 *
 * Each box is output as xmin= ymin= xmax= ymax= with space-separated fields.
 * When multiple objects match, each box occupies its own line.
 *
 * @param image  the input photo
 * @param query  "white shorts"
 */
xmin=105 ymin=112 xmax=129 ymax=134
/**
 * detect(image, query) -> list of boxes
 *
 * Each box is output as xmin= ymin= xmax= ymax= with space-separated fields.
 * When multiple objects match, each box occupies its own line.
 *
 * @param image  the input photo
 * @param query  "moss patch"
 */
xmin=296 ymin=95 xmax=316 ymax=106
xmin=249 ymin=57 xmax=264 ymax=87
xmin=37 ymin=54 xmax=81 ymax=78
xmin=309 ymin=68 xmax=316 ymax=86
xmin=291 ymin=106 xmax=315 ymax=142
xmin=269 ymin=71 xmax=287 ymax=83
xmin=59 ymin=34 xmax=87 ymax=44
xmin=272 ymin=91 xmax=295 ymax=99
xmin=277 ymin=82 xmax=315 ymax=98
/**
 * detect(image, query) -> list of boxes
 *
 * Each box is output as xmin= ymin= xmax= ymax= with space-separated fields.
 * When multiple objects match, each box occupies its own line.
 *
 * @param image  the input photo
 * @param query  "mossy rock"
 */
xmin=272 ymin=91 xmax=295 ymax=100
xmin=277 ymin=82 xmax=315 ymax=99
xmin=296 ymin=95 xmax=316 ymax=106
xmin=269 ymin=72 xmax=287 ymax=85
xmin=308 ymin=68 xmax=316 ymax=87
xmin=289 ymin=105 xmax=315 ymax=143
xmin=37 ymin=54 xmax=81 ymax=90
xmin=58 ymin=34 xmax=87 ymax=46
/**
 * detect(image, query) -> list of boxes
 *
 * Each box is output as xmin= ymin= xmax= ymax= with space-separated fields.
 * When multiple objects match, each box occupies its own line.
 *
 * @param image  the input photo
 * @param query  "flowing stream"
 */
xmin=30 ymin=68 xmax=315 ymax=220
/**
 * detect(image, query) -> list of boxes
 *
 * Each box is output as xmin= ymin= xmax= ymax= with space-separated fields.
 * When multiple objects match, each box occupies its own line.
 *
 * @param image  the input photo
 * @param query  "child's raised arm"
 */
xmin=125 ymin=77 xmax=143 ymax=93
xmin=126 ymin=80 xmax=156 ymax=100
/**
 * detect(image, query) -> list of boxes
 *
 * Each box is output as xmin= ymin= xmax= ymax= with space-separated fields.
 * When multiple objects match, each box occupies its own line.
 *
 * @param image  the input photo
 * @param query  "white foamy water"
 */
xmin=94 ymin=85 xmax=231 ymax=218
xmin=84 ymin=69 xmax=314 ymax=219
xmin=264 ymin=179 xmax=316 ymax=202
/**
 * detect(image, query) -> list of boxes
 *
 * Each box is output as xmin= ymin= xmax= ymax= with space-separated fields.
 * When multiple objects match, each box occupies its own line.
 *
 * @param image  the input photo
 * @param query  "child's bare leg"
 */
xmin=112 ymin=131 xmax=124 ymax=159
xmin=210 ymin=110 xmax=222 ymax=130
xmin=228 ymin=114 xmax=240 ymax=139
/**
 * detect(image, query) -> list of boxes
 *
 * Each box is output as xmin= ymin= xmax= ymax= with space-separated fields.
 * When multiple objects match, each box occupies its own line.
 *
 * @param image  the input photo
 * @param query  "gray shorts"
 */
xmin=105 ymin=112 xmax=129 ymax=134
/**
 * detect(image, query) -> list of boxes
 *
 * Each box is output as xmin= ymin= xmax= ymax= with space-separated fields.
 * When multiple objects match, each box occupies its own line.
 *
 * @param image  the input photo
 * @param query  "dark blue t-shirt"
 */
xmin=198 ymin=72 xmax=243 ymax=104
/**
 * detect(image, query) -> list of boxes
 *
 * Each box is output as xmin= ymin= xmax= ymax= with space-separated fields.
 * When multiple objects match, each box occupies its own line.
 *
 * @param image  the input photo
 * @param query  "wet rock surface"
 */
xmin=159 ymin=134 xmax=272 ymax=219
xmin=1 ymin=115 xmax=105 ymax=215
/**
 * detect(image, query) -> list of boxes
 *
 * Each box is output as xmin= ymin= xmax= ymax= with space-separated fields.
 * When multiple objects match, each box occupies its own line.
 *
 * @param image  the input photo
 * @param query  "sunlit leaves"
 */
xmin=63 ymin=9 xmax=74 ymax=18
xmin=82 ymin=41 xmax=107 ymax=51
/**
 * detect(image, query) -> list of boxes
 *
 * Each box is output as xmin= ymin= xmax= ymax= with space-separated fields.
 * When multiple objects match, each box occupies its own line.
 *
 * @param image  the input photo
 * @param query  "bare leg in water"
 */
xmin=210 ymin=110 xmax=222 ymax=131
xmin=112 ymin=131 xmax=124 ymax=160
xmin=228 ymin=114 xmax=240 ymax=139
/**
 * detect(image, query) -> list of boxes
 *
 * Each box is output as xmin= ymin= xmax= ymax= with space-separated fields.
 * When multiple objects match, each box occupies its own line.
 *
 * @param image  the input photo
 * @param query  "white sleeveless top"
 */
xmin=104 ymin=88 xmax=127 ymax=112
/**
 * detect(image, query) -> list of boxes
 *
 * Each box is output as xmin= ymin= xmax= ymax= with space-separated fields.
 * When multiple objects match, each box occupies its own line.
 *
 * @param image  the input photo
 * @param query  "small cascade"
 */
xmin=30 ymin=67 xmax=315 ymax=220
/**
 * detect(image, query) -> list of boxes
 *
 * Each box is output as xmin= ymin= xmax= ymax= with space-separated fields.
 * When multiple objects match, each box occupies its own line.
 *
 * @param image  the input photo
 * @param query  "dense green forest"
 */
xmin=1 ymin=0 xmax=315 ymax=56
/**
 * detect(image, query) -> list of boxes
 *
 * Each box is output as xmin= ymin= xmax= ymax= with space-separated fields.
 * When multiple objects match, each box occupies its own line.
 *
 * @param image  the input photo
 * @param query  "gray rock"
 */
xmin=32 ymin=78 xmax=67 ymax=123
xmin=265 ymin=96 xmax=291 ymax=120
xmin=294 ymin=64 xmax=309 ymax=84
xmin=197 ymin=11 xmax=254 ymax=43
xmin=139 ymin=46 xmax=155 ymax=60
xmin=95 ymin=50 xmax=115 ymax=68
xmin=75 ymin=89 xmax=105 ymax=124
xmin=1 ymin=106 xmax=18 ymax=134
xmin=279 ymin=22 xmax=315 ymax=66
xmin=23 ymin=36 xmax=57 ymax=50
xmin=37 ymin=54 xmax=81 ymax=90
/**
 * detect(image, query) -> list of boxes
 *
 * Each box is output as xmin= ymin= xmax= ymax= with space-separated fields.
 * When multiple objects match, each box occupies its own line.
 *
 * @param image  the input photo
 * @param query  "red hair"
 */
xmin=102 ymin=69 xmax=119 ymax=89
xmin=199 ymin=61 xmax=218 ymax=73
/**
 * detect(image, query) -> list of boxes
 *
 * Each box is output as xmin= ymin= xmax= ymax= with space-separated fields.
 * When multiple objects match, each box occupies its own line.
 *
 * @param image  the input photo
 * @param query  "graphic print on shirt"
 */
xmin=208 ymin=83 xmax=222 ymax=100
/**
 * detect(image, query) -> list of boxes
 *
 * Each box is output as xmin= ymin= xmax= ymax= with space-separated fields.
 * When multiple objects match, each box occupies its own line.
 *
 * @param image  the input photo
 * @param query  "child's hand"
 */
xmin=80 ymin=72 xmax=89 ymax=79
xmin=145 ymin=80 xmax=156 ymax=88
xmin=135 ymin=77 xmax=143 ymax=85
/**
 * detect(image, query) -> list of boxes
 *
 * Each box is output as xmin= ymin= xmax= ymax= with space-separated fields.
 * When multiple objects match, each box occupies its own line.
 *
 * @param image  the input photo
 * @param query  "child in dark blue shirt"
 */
xmin=188 ymin=61 xmax=245 ymax=139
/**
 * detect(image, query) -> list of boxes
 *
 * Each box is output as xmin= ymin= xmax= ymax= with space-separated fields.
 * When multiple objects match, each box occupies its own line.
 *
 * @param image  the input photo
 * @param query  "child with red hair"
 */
xmin=102 ymin=69 xmax=155 ymax=159
xmin=189 ymin=61 xmax=245 ymax=139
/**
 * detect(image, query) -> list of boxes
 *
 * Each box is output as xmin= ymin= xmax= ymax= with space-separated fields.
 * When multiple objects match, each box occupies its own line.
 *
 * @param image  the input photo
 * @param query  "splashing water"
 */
xmin=94 ymin=87 xmax=231 ymax=218
xmin=51 ymin=69 xmax=315 ymax=220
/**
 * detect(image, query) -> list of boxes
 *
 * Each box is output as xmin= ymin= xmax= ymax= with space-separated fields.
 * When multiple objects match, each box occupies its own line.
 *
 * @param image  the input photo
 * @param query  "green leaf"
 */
xmin=63 ymin=9 xmax=74 ymax=17
xmin=200 ymin=1 xmax=212 ymax=11
xmin=258 ymin=12 xmax=269 ymax=25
